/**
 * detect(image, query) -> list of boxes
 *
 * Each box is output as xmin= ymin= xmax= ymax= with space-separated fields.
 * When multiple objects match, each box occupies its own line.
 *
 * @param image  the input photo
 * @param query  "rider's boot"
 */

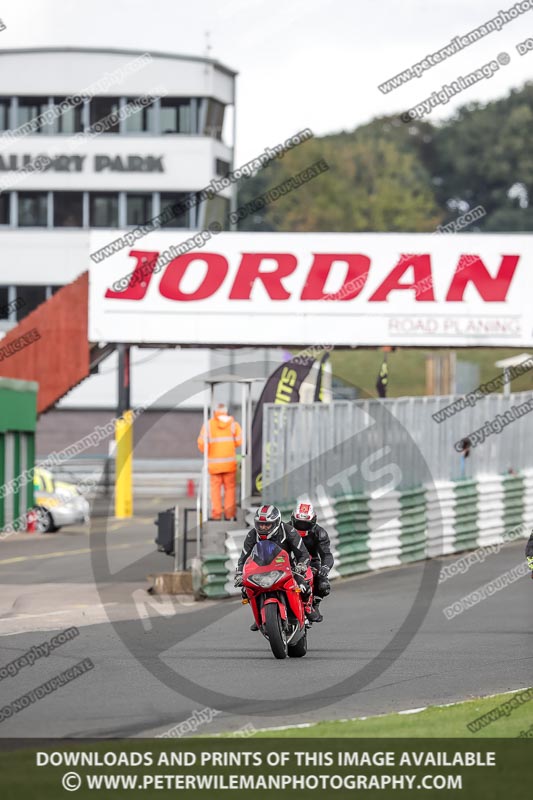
xmin=307 ymin=597 xmax=323 ymax=623
xmin=304 ymin=595 xmax=320 ymax=623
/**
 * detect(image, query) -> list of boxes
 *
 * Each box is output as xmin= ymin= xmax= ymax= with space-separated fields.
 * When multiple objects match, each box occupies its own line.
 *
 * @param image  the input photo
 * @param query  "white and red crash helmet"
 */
xmin=291 ymin=502 xmax=317 ymax=535
xmin=254 ymin=505 xmax=282 ymax=539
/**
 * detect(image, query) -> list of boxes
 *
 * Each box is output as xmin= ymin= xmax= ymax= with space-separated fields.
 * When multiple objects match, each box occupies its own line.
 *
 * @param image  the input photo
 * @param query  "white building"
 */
xmin=0 ymin=46 xmax=250 ymax=418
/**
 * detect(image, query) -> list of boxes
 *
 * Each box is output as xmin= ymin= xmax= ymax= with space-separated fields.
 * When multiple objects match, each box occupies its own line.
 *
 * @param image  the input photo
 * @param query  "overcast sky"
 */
xmin=2 ymin=0 xmax=533 ymax=161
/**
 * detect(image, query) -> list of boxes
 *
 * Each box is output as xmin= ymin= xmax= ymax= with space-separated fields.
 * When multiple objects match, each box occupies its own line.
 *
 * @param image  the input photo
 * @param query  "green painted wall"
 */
xmin=0 ymin=378 xmax=37 ymax=528
xmin=0 ymin=434 xmax=4 ymax=527
xmin=0 ymin=378 xmax=38 ymax=433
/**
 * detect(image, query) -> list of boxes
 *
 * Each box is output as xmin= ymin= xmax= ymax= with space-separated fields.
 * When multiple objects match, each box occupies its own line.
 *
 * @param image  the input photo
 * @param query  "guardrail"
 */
xmin=197 ymin=471 xmax=533 ymax=598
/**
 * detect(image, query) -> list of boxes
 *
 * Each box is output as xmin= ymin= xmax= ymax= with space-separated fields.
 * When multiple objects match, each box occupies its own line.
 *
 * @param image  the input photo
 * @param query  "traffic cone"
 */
xmin=26 ymin=508 xmax=37 ymax=533
xmin=187 ymin=479 xmax=195 ymax=498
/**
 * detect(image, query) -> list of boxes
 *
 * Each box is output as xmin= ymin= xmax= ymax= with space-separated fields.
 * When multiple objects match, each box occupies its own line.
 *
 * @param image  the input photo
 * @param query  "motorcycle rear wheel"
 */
xmin=264 ymin=603 xmax=288 ymax=659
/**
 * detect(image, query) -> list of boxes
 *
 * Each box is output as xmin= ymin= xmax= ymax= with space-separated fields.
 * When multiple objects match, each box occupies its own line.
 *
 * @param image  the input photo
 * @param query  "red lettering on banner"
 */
xmin=102 ymin=250 xmax=521 ymax=305
xmin=369 ymin=255 xmax=435 ymax=301
xmin=228 ymin=253 xmax=297 ymax=300
xmin=104 ymin=251 xmax=159 ymax=300
xmin=300 ymin=254 xmax=370 ymax=300
xmin=446 ymin=255 xmax=519 ymax=301
xmin=159 ymin=253 xmax=228 ymax=301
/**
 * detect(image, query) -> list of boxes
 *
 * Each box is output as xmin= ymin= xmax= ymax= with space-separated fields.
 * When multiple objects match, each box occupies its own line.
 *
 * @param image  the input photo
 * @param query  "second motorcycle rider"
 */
xmin=290 ymin=501 xmax=334 ymax=623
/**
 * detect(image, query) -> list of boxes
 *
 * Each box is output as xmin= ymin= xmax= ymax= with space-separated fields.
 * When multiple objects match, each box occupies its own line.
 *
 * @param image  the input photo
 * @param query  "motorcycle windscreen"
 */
xmin=250 ymin=539 xmax=286 ymax=567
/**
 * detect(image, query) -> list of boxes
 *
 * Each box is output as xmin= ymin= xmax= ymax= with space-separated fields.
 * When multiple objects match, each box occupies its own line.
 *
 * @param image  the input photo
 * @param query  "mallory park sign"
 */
xmin=0 ymin=154 xmax=164 ymax=172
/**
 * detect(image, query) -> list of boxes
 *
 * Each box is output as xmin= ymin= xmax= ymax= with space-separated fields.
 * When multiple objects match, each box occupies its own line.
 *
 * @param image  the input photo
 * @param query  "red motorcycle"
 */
xmin=242 ymin=539 xmax=311 ymax=659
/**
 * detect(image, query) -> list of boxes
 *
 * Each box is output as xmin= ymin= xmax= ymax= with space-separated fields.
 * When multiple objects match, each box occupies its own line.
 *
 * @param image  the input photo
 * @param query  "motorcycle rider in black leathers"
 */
xmin=526 ymin=531 xmax=533 ymax=576
xmin=234 ymin=504 xmax=310 ymax=631
xmin=290 ymin=501 xmax=334 ymax=623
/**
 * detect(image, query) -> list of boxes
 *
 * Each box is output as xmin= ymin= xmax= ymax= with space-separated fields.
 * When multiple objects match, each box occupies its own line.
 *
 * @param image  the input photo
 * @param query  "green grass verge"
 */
xmin=230 ymin=688 xmax=533 ymax=738
xmin=325 ymin=347 xmax=533 ymax=398
xmin=0 ymin=691 xmax=531 ymax=798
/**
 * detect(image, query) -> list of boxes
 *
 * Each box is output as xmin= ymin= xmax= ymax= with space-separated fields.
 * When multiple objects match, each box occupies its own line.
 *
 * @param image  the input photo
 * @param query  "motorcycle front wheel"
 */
xmin=264 ymin=603 xmax=288 ymax=659
xmin=288 ymin=631 xmax=307 ymax=658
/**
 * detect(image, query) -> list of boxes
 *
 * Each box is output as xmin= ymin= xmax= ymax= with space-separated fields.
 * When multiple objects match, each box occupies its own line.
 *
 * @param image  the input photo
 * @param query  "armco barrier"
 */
xmin=502 ymin=473 xmax=525 ymax=532
xmin=476 ymin=474 xmax=505 ymax=548
xmin=224 ymin=529 xmax=248 ymax=597
xmin=454 ymin=479 xmax=479 ymax=552
xmin=201 ymin=554 xmax=229 ymax=599
xmin=523 ymin=470 xmax=533 ymax=528
xmin=335 ymin=493 xmax=370 ymax=576
xmin=197 ymin=472 xmax=532 ymax=599
xmin=399 ymin=486 xmax=427 ymax=564
xmin=425 ymin=472 xmax=532 ymax=557
xmin=426 ymin=482 xmax=458 ymax=558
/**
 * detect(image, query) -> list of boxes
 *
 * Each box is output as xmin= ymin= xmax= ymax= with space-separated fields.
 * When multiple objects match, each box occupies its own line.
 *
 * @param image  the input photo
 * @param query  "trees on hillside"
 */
xmin=236 ymin=83 xmax=533 ymax=233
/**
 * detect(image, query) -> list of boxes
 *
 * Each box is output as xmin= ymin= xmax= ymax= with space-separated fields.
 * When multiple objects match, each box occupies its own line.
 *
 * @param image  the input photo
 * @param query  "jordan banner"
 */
xmin=89 ymin=231 xmax=533 ymax=347
xmin=251 ymin=356 xmax=316 ymax=495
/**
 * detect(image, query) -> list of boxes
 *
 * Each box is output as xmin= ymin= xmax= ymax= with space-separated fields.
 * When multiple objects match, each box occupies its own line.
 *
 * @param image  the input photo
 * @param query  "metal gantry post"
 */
xmin=201 ymin=388 xmax=209 ymax=526
xmin=240 ymin=381 xmax=247 ymax=509
xmin=173 ymin=504 xmax=180 ymax=573
xmin=246 ymin=380 xmax=253 ymax=502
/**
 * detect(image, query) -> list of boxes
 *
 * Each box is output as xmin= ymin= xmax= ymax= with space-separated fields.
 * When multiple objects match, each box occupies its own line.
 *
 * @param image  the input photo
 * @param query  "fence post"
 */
xmin=173 ymin=504 xmax=181 ymax=572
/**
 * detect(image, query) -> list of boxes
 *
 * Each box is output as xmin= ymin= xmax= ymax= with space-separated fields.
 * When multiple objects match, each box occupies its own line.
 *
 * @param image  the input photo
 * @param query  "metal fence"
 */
xmin=262 ymin=392 xmax=533 ymax=504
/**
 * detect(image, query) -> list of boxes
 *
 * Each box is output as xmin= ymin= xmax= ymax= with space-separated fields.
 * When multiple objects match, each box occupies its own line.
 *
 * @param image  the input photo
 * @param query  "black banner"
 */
xmin=251 ymin=356 xmax=316 ymax=495
xmin=313 ymin=351 xmax=330 ymax=402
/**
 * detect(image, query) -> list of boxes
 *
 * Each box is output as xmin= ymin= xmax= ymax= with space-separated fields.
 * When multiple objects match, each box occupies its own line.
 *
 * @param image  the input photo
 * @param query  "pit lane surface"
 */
xmin=0 ymin=519 xmax=530 ymax=739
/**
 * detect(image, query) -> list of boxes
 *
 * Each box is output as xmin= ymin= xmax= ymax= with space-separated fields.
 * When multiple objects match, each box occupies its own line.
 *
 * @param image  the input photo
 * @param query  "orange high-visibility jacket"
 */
xmin=197 ymin=412 xmax=242 ymax=474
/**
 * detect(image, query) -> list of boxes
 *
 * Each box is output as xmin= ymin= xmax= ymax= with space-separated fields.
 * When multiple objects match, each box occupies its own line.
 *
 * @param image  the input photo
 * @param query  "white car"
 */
xmin=33 ymin=468 xmax=90 ymax=533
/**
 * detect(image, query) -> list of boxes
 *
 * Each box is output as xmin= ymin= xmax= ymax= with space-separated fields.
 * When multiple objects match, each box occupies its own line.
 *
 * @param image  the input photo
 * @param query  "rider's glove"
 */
xmin=294 ymin=562 xmax=308 ymax=576
xmin=318 ymin=565 xmax=330 ymax=577
xmin=527 ymin=557 xmax=533 ymax=571
xmin=234 ymin=572 xmax=243 ymax=587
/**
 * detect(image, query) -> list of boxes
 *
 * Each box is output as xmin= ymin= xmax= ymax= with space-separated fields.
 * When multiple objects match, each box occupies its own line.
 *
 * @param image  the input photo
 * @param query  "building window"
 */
xmin=0 ymin=192 xmax=9 ymax=224
xmin=53 ymin=192 xmax=83 ymax=227
xmin=160 ymin=99 xmax=194 ymax=134
xmin=18 ymin=192 xmax=48 ymax=227
xmin=124 ymin=97 xmax=153 ymax=133
xmin=0 ymin=286 xmax=8 ymax=318
xmin=127 ymin=194 xmax=152 ymax=225
xmin=90 ymin=193 xmax=119 ymax=227
xmin=15 ymin=286 xmax=47 ymax=317
xmin=215 ymin=159 xmax=230 ymax=177
xmin=160 ymin=193 xmax=189 ymax=227
xmin=52 ymin=97 xmax=83 ymax=134
xmin=17 ymin=97 xmax=49 ymax=133
xmin=89 ymin=97 xmax=120 ymax=133
xmin=204 ymin=100 xmax=224 ymax=140
xmin=0 ymin=98 xmax=9 ymax=131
